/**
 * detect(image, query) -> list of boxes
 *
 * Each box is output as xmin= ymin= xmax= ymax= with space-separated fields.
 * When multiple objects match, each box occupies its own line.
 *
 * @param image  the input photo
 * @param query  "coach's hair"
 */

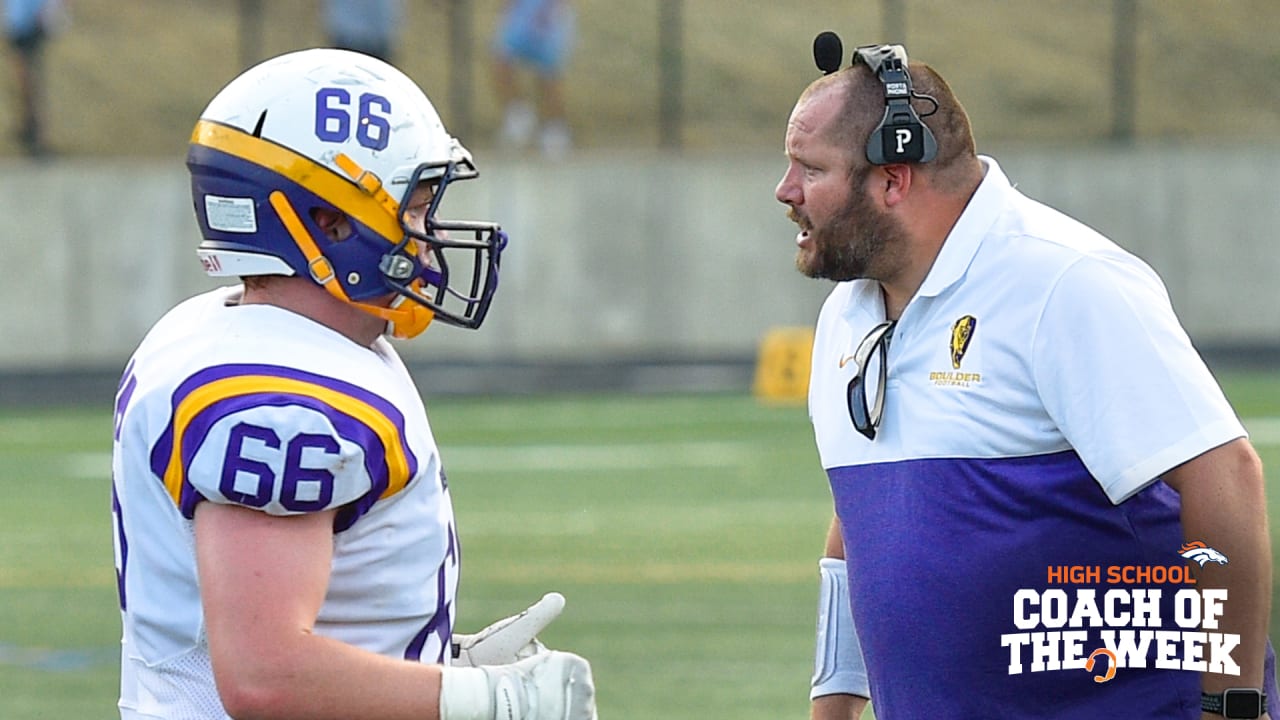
xmin=802 ymin=59 xmax=980 ymax=194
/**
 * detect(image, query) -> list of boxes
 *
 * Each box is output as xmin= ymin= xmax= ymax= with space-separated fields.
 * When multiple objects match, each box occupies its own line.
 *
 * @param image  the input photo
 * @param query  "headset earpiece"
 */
xmin=811 ymin=33 xmax=939 ymax=166
xmin=853 ymin=44 xmax=937 ymax=165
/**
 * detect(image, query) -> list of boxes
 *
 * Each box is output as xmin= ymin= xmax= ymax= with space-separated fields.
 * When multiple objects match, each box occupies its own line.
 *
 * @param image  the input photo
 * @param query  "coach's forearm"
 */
xmin=824 ymin=515 xmax=845 ymax=559
xmin=1166 ymin=439 xmax=1272 ymax=691
xmin=813 ymin=513 xmax=870 ymax=712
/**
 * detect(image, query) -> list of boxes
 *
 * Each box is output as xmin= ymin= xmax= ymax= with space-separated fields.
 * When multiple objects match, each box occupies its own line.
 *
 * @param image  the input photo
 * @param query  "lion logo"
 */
xmin=1179 ymin=541 xmax=1229 ymax=567
xmin=950 ymin=315 xmax=977 ymax=369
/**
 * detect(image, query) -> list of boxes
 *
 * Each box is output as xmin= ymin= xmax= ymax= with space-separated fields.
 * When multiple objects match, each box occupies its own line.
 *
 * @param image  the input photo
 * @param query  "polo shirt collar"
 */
xmin=915 ymin=155 xmax=1009 ymax=299
xmin=840 ymin=155 xmax=1011 ymax=324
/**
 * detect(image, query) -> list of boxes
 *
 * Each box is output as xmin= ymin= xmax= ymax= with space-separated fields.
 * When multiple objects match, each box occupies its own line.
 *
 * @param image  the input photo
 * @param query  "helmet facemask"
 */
xmin=376 ymin=160 xmax=508 ymax=333
xmin=270 ymin=150 xmax=507 ymax=340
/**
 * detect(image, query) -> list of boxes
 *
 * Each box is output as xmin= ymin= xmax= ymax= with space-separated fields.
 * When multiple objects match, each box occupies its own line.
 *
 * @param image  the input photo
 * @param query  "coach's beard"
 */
xmin=791 ymin=191 xmax=893 ymax=282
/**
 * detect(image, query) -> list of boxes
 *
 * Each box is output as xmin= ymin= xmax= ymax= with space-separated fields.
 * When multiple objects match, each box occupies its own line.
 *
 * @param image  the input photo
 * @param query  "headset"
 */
xmin=812 ymin=31 xmax=938 ymax=165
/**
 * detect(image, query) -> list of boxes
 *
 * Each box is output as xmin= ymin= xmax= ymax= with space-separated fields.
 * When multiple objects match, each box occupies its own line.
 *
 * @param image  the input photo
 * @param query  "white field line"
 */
xmin=63 ymin=440 xmax=757 ymax=478
xmin=56 ymin=417 xmax=1280 ymax=479
xmin=442 ymin=441 xmax=751 ymax=472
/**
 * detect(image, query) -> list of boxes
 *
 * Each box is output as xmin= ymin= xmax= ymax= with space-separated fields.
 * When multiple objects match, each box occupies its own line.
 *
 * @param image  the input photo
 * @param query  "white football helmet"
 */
xmin=187 ymin=48 xmax=507 ymax=338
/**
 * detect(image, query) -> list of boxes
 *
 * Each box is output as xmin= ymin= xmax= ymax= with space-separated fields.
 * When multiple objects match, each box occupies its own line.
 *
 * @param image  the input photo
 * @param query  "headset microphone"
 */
xmin=813 ymin=31 xmax=843 ymax=75
xmin=810 ymin=31 xmax=938 ymax=165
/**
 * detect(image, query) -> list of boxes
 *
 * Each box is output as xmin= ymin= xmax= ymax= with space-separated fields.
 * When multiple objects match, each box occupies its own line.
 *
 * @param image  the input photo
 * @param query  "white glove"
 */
xmin=452 ymin=593 xmax=566 ymax=667
xmin=439 ymin=650 xmax=598 ymax=720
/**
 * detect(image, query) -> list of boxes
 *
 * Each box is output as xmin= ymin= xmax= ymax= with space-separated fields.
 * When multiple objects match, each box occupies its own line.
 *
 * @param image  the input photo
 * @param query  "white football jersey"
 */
xmin=111 ymin=286 xmax=458 ymax=719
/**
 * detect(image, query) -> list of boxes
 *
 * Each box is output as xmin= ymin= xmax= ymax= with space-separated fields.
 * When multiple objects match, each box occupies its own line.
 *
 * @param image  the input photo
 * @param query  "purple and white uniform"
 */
xmin=112 ymin=286 xmax=458 ymax=719
xmin=807 ymin=157 xmax=1275 ymax=718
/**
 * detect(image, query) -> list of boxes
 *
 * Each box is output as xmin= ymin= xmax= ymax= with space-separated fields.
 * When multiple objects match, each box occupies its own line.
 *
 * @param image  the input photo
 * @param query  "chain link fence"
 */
xmin=2 ymin=0 xmax=1277 ymax=158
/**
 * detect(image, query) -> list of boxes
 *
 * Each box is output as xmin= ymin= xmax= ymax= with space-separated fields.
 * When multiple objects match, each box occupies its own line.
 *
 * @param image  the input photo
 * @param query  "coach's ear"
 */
xmin=876 ymin=164 xmax=912 ymax=208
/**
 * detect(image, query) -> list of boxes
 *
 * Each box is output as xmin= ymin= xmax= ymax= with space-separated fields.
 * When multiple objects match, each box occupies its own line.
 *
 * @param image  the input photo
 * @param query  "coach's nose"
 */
xmin=775 ymin=163 xmax=802 ymax=207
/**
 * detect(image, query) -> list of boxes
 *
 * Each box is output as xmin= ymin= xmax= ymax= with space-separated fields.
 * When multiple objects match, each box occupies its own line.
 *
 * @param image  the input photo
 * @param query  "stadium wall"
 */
xmin=1 ymin=147 xmax=1277 ymax=400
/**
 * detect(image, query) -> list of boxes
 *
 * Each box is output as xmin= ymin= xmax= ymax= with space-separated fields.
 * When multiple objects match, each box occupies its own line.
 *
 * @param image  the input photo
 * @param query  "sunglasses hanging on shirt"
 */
xmin=845 ymin=320 xmax=896 ymax=440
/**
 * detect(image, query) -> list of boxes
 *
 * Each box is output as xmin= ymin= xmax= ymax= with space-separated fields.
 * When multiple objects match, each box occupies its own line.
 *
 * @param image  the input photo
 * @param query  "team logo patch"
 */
xmin=1179 ymin=541 xmax=1229 ymax=567
xmin=950 ymin=315 xmax=977 ymax=369
xmin=929 ymin=315 xmax=982 ymax=387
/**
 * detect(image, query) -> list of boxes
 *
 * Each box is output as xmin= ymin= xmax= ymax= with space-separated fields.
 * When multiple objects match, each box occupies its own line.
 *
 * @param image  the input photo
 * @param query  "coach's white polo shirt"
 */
xmin=807 ymin=157 xmax=1262 ymax=718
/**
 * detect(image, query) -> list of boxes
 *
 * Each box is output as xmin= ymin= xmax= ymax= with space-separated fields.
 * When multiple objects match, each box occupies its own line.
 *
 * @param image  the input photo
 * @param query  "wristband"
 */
xmin=439 ymin=666 xmax=490 ymax=720
xmin=811 ymin=557 xmax=869 ymax=699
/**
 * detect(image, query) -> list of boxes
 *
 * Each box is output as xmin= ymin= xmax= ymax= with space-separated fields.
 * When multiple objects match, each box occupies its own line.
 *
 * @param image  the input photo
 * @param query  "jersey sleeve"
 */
xmin=148 ymin=363 xmax=420 ymax=518
xmin=1031 ymin=252 xmax=1245 ymax=504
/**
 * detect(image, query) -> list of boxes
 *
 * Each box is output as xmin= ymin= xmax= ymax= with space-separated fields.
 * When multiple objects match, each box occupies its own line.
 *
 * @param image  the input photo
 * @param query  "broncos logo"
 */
xmin=950 ymin=315 xmax=977 ymax=369
xmin=1179 ymin=541 xmax=1229 ymax=567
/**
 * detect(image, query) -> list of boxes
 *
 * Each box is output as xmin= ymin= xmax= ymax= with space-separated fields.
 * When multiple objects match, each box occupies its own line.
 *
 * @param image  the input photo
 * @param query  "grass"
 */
xmin=1 ymin=0 xmax=1277 ymax=158
xmin=2 ymin=376 xmax=1279 ymax=718
xmin=0 ymin=392 xmax=826 ymax=719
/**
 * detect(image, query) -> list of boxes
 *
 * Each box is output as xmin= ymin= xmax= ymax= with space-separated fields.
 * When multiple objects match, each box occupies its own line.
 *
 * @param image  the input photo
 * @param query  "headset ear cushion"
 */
xmin=850 ymin=42 xmax=939 ymax=166
xmin=920 ymin=125 xmax=938 ymax=163
xmin=865 ymin=118 xmax=938 ymax=165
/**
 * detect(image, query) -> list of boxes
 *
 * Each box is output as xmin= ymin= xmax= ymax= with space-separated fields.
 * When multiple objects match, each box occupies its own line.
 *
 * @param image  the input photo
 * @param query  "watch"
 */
xmin=1202 ymin=689 xmax=1267 ymax=719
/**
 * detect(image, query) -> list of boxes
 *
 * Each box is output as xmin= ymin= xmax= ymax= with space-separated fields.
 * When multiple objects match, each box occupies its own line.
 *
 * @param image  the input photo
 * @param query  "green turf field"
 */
xmin=2 ymin=373 xmax=1278 ymax=718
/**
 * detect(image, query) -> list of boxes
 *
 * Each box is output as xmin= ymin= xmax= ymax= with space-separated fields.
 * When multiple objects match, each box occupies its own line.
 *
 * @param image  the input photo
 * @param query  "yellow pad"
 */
xmin=752 ymin=326 xmax=815 ymax=404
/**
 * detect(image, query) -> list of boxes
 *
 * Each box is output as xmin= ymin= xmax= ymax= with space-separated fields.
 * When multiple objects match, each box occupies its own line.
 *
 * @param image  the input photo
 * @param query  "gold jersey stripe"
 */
xmin=162 ymin=374 xmax=412 ymax=505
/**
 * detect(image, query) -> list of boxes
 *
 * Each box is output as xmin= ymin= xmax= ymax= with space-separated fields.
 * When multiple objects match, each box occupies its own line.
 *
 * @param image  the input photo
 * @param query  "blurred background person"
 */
xmin=491 ymin=0 xmax=576 ymax=159
xmin=4 ymin=0 xmax=62 ymax=156
xmin=323 ymin=0 xmax=402 ymax=63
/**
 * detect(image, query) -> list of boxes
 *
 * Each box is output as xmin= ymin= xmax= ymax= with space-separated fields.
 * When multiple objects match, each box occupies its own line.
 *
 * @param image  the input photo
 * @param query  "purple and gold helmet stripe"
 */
xmin=149 ymin=364 xmax=418 ymax=517
xmin=190 ymin=119 xmax=402 ymax=245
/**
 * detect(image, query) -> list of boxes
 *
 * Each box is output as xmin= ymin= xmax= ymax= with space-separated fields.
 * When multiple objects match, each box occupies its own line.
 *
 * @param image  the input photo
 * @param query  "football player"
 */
xmin=111 ymin=48 xmax=596 ymax=720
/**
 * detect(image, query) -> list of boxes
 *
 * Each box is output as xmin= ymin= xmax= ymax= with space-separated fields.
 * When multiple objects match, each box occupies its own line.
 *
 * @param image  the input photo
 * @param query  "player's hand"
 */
xmin=452 ymin=593 xmax=566 ymax=667
xmin=482 ymin=651 xmax=597 ymax=720
xmin=440 ymin=651 xmax=597 ymax=720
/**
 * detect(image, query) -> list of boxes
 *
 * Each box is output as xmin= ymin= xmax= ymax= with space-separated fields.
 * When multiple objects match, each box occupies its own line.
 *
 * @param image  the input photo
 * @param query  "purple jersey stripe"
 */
xmin=405 ymin=527 xmax=459 ymax=663
xmin=152 ymin=363 xmax=414 ymax=472
xmin=149 ymin=363 xmax=418 ymax=524
xmin=111 ymin=483 xmax=128 ymax=610
xmin=114 ymin=359 xmax=138 ymax=442
xmin=171 ymin=392 xmax=392 ymax=521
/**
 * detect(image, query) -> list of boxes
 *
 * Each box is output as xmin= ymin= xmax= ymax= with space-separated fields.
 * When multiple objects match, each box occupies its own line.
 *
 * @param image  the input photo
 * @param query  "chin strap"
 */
xmin=334 ymin=153 xmax=403 ymax=216
xmin=367 ymin=294 xmax=434 ymax=339
xmin=268 ymin=190 xmax=435 ymax=339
